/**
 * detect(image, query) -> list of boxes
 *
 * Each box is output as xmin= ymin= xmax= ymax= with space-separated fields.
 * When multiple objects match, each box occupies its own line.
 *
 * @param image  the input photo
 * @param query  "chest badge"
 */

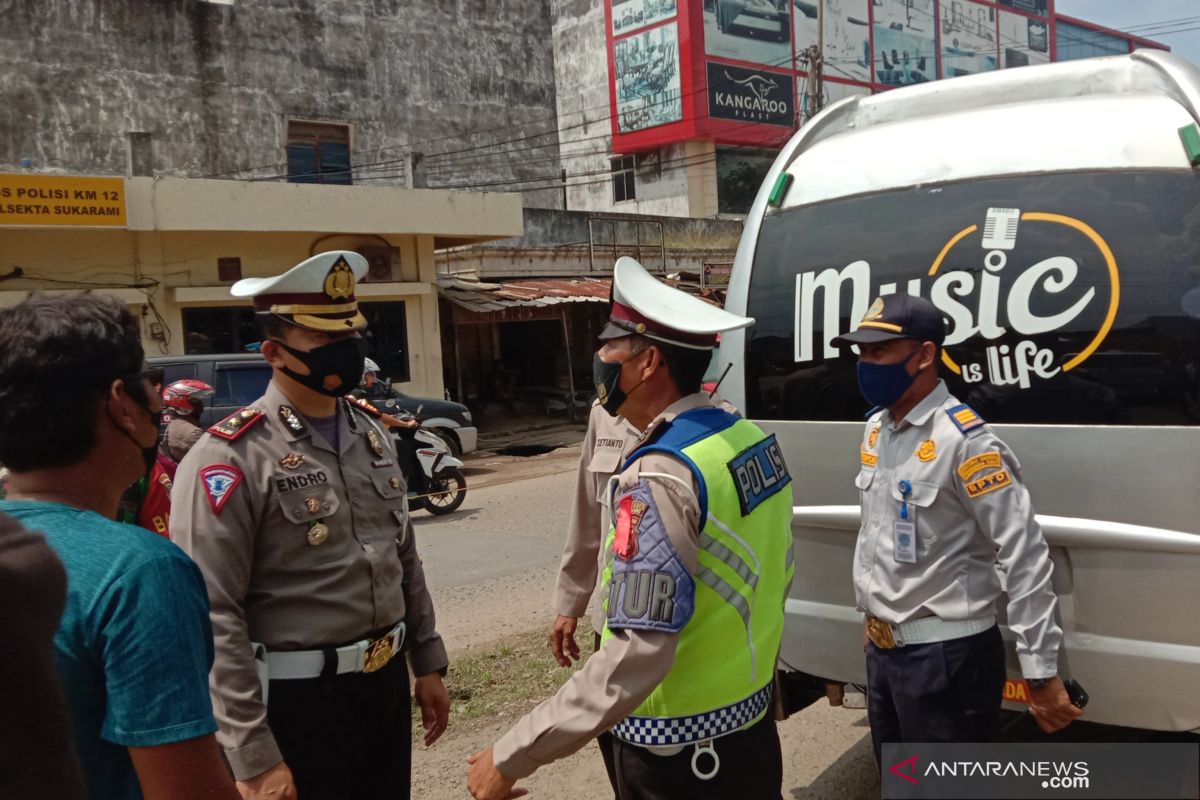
xmin=279 ymin=405 xmax=306 ymax=435
xmin=917 ymin=439 xmax=937 ymax=462
xmin=367 ymin=428 xmax=385 ymax=457
xmin=389 ymin=476 xmax=402 ymax=490
xmin=307 ymin=521 xmax=329 ymax=546
xmin=279 ymin=452 xmax=305 ymax=470
xmin=304 ymin=496 xmax=322 ymax=514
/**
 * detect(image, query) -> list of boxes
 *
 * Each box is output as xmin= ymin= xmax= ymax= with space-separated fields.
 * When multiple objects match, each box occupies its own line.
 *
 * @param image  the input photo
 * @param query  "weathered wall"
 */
xmin=0 ymin=0 xmax=563 ymax=207
xmin=551 ymin=0 xmax=700 ymax=217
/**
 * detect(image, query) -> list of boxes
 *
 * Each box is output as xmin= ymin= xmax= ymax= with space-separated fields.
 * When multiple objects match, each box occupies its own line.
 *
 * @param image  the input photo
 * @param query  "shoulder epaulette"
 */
xmin=945 ymin=403 xmax=986 ymax=435
xmin=344 ymin=394 xmax=384 ymax=419
xmin=208 ymin=408 xmax=265 ymax=441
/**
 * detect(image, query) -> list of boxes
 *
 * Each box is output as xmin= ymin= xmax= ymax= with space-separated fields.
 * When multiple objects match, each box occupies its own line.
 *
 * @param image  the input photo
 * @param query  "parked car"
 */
xmin=148 ymin=353 xmax=477 ymax=454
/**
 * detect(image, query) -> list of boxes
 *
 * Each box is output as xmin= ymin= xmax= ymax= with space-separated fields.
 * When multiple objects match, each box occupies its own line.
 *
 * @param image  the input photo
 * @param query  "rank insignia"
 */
xmin=917 ymin=439 xmax=937 ymax=462
xmin=209 ymin=408 xmax=264 ymax=441
xmin=946 ymin=404 xmax=985 ymax=435
xmin=304 ymin=496 xmax=322 ymax=514
xmin=614 ymin=495 xmax=648 ymax=561
xmin=200 ymin=464 xmax=243 ymax=514
xmin=279 ymin=405 xmax=306 ymax=435
xmin=367 ymin=428 xmax=385 ymax=457
xmin=868 ymin=427 xmax=880 ymax=449
xmin=279 ymin=452 xmax=305 ymax=470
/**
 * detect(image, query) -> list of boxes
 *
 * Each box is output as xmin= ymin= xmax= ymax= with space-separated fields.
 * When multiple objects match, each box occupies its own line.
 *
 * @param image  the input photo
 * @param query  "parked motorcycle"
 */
xmin=387 ymin=404 xmax=468 ymax=516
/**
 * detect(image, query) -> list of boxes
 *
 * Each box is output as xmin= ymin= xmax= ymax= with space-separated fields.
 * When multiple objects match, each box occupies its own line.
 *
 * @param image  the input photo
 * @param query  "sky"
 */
xmin=1054 ymin=0 xmax=1200 ymax=65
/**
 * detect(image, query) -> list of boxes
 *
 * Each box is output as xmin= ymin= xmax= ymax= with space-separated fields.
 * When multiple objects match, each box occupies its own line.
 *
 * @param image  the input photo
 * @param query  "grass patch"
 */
xmin=413 ymin=621 xmax=595 ymax=743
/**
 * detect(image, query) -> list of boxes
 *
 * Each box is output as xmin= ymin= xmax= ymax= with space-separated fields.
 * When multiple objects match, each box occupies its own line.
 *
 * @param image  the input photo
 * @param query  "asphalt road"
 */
xmin=410 ymin=447 xmax=1196 ymax=799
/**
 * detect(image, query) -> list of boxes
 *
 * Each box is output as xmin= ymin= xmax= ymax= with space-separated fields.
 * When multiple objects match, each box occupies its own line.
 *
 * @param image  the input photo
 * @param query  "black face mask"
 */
xmin=110 ymin=388 xmax=162 ymax=482
xmin=592 ymin=351 xmax=646 ymax=417
xmin=273 ymin=337 xmax=367 ymax=398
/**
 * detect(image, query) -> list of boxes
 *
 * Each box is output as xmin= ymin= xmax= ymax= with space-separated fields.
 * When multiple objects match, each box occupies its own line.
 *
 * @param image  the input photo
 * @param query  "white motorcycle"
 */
xmin=388 ymin=404 xmax=468 ymax=516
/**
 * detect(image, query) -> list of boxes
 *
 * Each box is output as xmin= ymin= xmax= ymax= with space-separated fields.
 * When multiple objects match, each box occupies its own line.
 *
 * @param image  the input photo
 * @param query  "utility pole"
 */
xmin=801 ymin=0 xmax=825 ymax=124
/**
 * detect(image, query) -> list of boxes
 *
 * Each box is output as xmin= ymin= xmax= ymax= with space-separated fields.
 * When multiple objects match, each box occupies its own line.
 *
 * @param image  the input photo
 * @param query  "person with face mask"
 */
xmin=468 ymin=258 xmax=795 ymax=800
xmin=0 ymin=293 xmax=239 ymax=800
xmin=170 ymin=251 xmax=449 ymax=800
xmin=831 ymin=294 xmax=1083 ymax=764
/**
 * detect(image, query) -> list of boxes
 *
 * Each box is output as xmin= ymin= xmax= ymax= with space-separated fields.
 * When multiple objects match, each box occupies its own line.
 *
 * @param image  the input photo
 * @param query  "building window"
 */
xmin=1055 ymin=21 xmax=1129 ymax=62
xmin=182 ymin=308 xmax=260 ymax=354
xmin=360 ymin=301 xmax=411 ymax=383
xmin=612 ymin=155 xmax=636 ymax=203
xmin=287 ymin=121 xmax=353 ymax=185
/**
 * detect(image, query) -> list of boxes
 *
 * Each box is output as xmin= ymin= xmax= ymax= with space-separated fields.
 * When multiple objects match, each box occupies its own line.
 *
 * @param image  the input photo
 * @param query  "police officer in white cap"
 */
xmin=172 ymin=251 xmax=450 ymax=800
xmin=468 ymin=258 xmax=795 ymax=800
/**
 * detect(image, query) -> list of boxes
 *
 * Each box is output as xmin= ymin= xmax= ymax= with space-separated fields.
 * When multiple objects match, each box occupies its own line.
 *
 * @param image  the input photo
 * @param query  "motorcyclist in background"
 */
xmin=160 ymin=379 xmax=215 ymax=463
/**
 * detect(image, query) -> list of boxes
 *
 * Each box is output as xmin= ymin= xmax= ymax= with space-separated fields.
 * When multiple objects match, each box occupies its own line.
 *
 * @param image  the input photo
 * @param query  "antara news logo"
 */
xmin=890 ymin=753 xmax=1092 ymax=791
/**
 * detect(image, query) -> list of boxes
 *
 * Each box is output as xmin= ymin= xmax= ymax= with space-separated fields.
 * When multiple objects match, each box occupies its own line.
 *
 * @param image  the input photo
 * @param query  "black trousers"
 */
xmin=267 ymin=652 xmax=411 ymax=799
xmin=866 ymin=624 xmax=1006 ymax=764
xmin=612 ymin=716 xmax=783 ymax=800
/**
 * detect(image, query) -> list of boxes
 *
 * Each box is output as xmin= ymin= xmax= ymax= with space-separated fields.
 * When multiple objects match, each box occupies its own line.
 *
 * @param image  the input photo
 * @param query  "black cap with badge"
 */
xmin=831 ymin=294 xmax=946 ymax=347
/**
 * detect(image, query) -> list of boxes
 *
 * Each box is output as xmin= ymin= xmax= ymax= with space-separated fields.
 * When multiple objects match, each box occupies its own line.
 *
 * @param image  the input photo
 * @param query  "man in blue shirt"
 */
xmin=0 ymin=292 xmax=239 ymax=800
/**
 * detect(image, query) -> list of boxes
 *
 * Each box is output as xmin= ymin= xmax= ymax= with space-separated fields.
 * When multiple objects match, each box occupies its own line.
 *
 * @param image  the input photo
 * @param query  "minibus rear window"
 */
xmin=744 ymin=170 xmax=1200 ymax=425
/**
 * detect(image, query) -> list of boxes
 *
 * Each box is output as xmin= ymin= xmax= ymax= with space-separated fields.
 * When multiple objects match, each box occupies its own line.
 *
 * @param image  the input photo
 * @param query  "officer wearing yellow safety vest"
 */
xmin=467 ymin=257 xmax=795 ymax=800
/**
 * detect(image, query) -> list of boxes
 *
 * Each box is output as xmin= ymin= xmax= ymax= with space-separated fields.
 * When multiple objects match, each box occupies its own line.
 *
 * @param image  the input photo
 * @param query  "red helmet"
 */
xmin=162 ymin=379 xmax=215 ymax=417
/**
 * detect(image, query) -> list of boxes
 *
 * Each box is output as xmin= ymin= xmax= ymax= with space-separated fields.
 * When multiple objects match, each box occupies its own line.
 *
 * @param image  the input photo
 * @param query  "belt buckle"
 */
xmin=866 ymin=617 xmax=897 ymax=650
xmin=362 ymin=632 xmax=396 ymax=673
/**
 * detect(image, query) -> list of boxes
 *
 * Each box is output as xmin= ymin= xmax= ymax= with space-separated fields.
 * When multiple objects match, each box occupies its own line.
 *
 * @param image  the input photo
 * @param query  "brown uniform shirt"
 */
xmin=163 ymin=415 xmax=203 ymax=463
xmin=172 ymin=381 xmax=448 ymax=780
xmin=495 ymin=394 xmax=716 ymax=779
xmin=553 ymin=402 xmax=639 ymax=630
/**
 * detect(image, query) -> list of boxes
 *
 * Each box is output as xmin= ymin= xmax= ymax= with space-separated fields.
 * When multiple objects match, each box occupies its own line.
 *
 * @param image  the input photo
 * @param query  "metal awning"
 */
xmin=437 ymin=276 xmax=611 ymax=314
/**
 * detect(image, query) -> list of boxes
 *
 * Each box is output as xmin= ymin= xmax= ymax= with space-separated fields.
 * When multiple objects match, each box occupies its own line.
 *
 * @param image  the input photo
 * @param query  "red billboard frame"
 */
xmin=606 ymin=0 xmax=1168 ymax=155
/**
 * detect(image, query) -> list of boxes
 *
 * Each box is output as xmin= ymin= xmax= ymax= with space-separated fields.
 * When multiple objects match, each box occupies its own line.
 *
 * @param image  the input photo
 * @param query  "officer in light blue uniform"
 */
xmin=833 ymin=293 xmax=1084 ymax=763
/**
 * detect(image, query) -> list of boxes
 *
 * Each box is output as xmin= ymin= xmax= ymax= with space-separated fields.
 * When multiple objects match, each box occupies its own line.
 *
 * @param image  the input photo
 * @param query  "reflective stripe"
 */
xmin=697 ymin=566 xmax=757 ymax=679
xmin=697 ymin=568 xmax=752 ymax=629
xmin=613 ymin=683 xmax=772 ymax=746
xmin=707 ymin=512 xmax=762 ymax=573
xmin=698 ymin=532 xmax=758 ymax=591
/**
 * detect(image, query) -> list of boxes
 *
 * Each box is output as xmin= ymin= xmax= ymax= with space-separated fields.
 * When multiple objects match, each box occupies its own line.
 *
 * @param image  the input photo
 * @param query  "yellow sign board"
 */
xmin=0 ymin=174 xmax=127 ymax=227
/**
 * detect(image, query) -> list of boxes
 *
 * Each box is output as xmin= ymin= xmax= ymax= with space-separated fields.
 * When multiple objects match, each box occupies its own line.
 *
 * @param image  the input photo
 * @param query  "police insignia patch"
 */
xmin=868 ymin=427 xmax=880 ymax=449
xmin=957 ymin=451 xmax=1002 ymax=480
xmin=727 ymin=433 xmax=791 ymax=516
xmin=279 ymin=405 xmax=306 ymax=434
xmin=279 ymin=452 xmax=304 ymax=470
xmin=200 ymin=464 xmax=243 ymax=514
xmin=614 ymin=495 xmax=647 ymax=561
xmin=964 ymin=469 xmax=1012 ymax=499
xmin=861 ymin=447 xmax=878 ymax=467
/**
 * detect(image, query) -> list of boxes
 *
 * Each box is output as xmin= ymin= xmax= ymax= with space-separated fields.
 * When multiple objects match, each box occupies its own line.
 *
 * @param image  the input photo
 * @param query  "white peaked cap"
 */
xmin=231 ymin=251 xmax=369 ymax=332
xmin=599 ymin=257 xmax=754 ymax=349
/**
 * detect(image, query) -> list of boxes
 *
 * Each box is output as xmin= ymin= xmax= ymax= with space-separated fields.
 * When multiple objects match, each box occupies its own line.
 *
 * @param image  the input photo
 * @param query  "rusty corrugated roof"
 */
xmin=437 ymin=276 xmax=611 ymax=313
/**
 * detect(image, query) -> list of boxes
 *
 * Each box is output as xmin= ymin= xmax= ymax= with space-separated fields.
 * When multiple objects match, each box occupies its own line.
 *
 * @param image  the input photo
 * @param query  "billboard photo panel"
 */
xmin=941 ymin=0 xmax=999 ymax=78
xmin=703 ymin=0 xmax=792 ymax=67
xmin=611 ymin=0 xmax=678 ymax=36
xmin=872 ymin=0 xmax=937 ymax=86
xmin=614 ymin=23 xmax=683 ymax=133
xmin=794 ymin=0 xmax=870 ymax=83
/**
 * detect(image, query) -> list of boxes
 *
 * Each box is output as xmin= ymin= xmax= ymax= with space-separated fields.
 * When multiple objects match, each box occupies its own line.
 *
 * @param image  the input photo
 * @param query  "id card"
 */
xmin=894 ymin=521 xmax=917 ymax=563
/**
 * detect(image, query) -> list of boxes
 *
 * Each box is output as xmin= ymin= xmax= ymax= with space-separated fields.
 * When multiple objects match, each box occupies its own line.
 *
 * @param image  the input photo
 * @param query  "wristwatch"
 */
xmin=1026 ymin=676 xmax=1054 ymax=689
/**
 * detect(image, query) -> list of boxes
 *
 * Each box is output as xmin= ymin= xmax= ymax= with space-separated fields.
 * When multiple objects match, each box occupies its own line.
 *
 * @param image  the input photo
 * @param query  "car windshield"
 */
xmin=745 ymin=170 xmax=1200 ymax=425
